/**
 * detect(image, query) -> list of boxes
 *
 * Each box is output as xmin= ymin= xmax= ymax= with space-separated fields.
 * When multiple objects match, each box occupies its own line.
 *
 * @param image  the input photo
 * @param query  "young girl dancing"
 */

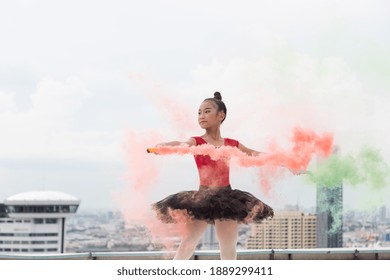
xmin=149 ymin=92 xmax=275 ymax=260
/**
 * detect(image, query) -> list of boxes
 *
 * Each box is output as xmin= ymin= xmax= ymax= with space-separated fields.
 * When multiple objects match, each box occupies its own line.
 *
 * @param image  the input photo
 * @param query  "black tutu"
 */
xmin=152 ymin=185 xmax=274 ymax=224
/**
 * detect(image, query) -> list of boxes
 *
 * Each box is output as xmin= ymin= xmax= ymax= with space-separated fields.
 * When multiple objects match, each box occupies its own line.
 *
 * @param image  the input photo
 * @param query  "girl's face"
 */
xmin=198 ymin=100 xmax=225 ymax=129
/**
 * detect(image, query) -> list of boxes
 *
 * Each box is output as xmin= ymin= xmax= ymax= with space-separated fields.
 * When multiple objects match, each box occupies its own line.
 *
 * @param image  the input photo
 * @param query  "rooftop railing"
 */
xmin=1 ymin=248 xmax=390 ymax=260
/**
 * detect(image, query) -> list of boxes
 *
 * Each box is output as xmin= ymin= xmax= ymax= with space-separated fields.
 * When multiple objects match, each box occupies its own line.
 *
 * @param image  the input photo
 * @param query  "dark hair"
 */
xmin=204 ymin=91 xmax=227 ymax=123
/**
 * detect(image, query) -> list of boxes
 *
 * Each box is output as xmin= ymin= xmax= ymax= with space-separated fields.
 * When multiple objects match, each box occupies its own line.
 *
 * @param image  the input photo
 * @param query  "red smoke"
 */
xmin=114 ymin=130 xmax=193 ymax=254
xmin=149 ymin=127 xmax=333 ymax=171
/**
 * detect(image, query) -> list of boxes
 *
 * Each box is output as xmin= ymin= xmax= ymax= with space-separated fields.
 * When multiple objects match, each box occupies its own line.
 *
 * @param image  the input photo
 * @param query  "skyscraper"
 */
xmin=316 ymin=146 xmax=343 ymax=248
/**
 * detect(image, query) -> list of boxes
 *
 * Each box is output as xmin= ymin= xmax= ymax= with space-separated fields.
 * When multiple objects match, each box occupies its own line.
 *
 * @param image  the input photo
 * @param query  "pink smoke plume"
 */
xmin=128 ymin=71 xmax=197 ymax=138
xmin=156 ymin=94 xmax=198 ymax=135
xmin=114 ymin=129 xmax=192 ymax=254
xmin=114 ymin=130 xmax=171 ymax=252
xmin=148 ymin=127 xmax=333 ymax=170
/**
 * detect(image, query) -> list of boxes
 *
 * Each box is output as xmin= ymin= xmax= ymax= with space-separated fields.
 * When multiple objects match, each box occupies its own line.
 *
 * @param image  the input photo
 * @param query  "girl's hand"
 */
xmin=146 ymin=142 xmax=168 ymax=154
xmin=146 ymin=147 xmax=158 ymax=154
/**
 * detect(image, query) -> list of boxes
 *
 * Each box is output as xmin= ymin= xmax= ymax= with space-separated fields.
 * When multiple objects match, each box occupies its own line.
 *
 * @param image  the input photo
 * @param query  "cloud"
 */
xmin=0 ymin=91 xmax=17 ymax=113
xmin=0 ymin=76 xmax=120 ymax=161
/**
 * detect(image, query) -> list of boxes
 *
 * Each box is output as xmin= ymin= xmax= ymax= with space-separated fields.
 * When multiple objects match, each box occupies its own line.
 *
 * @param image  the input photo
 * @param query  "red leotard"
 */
xmin=192 ymin=136 xmax=239 ymax=187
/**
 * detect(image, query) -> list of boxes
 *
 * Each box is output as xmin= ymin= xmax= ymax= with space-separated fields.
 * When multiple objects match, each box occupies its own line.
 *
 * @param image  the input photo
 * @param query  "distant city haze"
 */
xmin=1 ymin=0 xmax=389 ymax=213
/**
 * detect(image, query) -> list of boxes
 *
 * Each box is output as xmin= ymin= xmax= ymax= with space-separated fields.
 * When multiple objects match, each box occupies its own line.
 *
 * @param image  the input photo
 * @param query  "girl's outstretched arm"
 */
xmin=157 ymin=137 xmax=196 ymax=147
xmin=238 ymin=142 xmax=302 ymax=175
xmin=238 ymin=142 xmax=264 ymax=157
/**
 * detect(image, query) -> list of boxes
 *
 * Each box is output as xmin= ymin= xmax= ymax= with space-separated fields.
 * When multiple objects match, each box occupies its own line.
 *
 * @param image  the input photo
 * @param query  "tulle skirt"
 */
xmin=152 ymin=185 xmax=274 ymax=224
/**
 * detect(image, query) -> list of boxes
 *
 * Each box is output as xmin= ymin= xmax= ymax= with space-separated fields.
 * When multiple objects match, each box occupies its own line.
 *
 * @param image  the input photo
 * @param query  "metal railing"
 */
xmin=1 ymin=248 xmax=390 ymax=260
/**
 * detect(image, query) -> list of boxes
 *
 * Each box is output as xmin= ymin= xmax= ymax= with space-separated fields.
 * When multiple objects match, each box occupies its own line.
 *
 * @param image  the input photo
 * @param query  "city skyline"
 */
xmin=65 ymin=206 xmax=390 ymax=253
xmin=3 ymin=189 xmax=387 ymax=255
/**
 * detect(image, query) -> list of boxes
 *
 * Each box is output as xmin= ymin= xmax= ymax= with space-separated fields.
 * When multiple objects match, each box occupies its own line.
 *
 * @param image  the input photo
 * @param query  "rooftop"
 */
xmin=4 ymin=191 xmax=80 ymax=206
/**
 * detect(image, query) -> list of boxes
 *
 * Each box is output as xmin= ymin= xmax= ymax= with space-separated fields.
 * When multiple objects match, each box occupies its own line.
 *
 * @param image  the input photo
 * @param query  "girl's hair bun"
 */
xmin=214 ymin=91 xmax=222 ymax=101
xmin=203 ymin=91 xmax=227 ymax=123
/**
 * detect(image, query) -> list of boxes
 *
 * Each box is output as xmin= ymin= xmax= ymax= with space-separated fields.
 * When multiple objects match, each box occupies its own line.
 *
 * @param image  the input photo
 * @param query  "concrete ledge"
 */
xmin=1 ymin=248 xmax=390 ymax=260
xmin=0 ymin=252 xmax=91 ymax=260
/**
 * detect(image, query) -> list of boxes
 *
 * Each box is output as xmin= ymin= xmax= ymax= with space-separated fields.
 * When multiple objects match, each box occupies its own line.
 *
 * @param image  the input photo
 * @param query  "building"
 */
xmin=316 ymin=146 xmax=343 ymax=248
xmin=0 ymin=191 xmax=80 ymax=254
xmin=378 ymin=206 xmax=387 ymax=223
xmin=245 ymin=211 xmax=317 ymax=249
xmin=200 ymin=225 xmax=219 ymax=250
xmin=316 ymin=184 xmax=343 ymax=248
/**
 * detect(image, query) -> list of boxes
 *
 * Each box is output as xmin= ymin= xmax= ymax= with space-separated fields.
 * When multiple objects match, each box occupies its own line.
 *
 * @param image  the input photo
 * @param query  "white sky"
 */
xmin=0 ymin=0 xmax=389 ymax=212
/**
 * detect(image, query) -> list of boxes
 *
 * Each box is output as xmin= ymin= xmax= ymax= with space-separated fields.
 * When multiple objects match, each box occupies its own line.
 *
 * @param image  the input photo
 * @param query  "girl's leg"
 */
xmin=174 ymin=220 xmax=208 ymax=260
xmin=215 ymin=220 xmax=238 ymax=260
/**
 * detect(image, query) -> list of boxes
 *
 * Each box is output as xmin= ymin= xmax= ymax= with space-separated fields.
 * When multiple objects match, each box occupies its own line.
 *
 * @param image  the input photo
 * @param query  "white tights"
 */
xmin=173 ymin=220 xmax=238 ymax=260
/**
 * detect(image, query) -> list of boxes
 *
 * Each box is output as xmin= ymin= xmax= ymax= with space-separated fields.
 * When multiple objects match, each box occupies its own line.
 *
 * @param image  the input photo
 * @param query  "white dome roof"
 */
xmin=5 ymin=190 xmax=81 ymax=205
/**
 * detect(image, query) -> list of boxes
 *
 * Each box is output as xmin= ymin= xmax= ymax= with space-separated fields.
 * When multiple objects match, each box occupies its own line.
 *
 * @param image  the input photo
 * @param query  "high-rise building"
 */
xmin=0 ymin=191 xmax=80 ymax=254
xmin=245 ymin=211 xmax=317 ymax=249
xmin=201 ymin=225 xmax=219 ymax=250
xmin=316 ymin=184 xmax=343 ymax=248
xmin=378 ymin=205 xmax=387 ymax=223
xmin=315 ymin=146 xmax=343 ymax=248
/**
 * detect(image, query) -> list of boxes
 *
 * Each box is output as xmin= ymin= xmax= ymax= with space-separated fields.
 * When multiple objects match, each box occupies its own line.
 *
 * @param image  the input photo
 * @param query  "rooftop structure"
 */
xmin=0 ymin=190 xmax=80 ymax=254
xmin=5 ymin=191 xmax=80 ymax=205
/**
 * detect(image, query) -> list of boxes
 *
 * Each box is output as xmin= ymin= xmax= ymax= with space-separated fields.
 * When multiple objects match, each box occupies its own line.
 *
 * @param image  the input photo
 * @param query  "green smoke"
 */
xmin=307 ymin=146 xmax=389 ymax=189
